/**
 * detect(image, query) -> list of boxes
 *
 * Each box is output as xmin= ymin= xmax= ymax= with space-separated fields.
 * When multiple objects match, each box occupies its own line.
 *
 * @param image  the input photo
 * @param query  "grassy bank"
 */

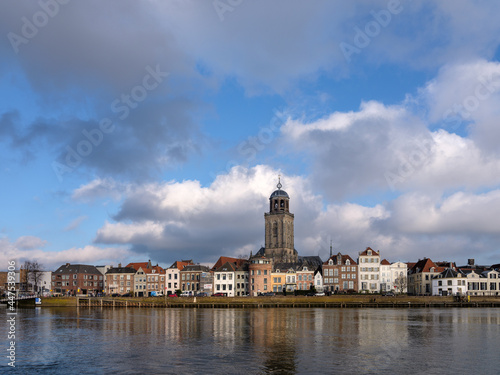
xmin=35 ymin=295 xmax=500 ymax=308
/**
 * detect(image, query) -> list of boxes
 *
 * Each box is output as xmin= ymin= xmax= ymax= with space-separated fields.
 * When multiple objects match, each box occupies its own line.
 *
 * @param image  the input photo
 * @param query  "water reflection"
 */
xmin=0 ymin=307 xmax=498 ymax=374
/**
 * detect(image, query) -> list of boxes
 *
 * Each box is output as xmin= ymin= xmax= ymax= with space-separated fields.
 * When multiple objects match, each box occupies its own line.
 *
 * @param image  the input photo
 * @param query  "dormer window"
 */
xmin=329 ymin=260 xmax=333 ymax=265
xmin=346 ymin=260 xmax=350 ymax=265
xmin=367 ymin=250 xmax=372 ymax=255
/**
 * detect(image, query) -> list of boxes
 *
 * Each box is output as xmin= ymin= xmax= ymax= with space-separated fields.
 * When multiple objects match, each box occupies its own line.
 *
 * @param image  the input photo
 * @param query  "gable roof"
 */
xmin=105 ymin=267 xmax=137 ymax=274
xmin=126 ymin=261 xmax=164 ymax=274
xmin=215 ymin=262 xmax=237 ymax=273
xmin=323 ymin=253 xmax=357 ymax=266
xmin=211 ymin=256 xmax=247 ymax=271
xmin=381 ymin=259 xmax=391 ymax=266
xmin=169 ymin=260 xmax=193 ymax=271
xmin=54 ymin=263 xmax=101 ymax=274
xmin=409 ymin=258 xmax=445 ymax=274
xmin=181 ymin=264 xmax=210 ymax=272
xmin=359 ymin=247 xmax=380 ymax=257
xmin=434 ymin=268 xmax=463 ymax=279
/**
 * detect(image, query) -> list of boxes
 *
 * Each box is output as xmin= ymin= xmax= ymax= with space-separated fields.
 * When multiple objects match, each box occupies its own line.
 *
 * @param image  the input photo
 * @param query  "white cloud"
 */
xmin=0 ymin=236 xmax=133 ymax=271
xmin=14 ymin=236 xmax=47 ymax=250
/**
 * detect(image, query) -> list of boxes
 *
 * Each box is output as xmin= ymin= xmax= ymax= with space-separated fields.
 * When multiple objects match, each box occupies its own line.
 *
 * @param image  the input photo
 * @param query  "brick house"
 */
xmin=179 ymin=264 xmax=211 ymax=294
xmin=249 ymin=253 xmax=273 ymax=296
xmin=52 ymin=263 xmax=104 ymax=296
xmin=127 ymin=261 xmax=165 ymax=297
xmin=105 ymin=266 xmax=136 ymax=295
xmin=322 ymin=252 xmax=358 ymax=293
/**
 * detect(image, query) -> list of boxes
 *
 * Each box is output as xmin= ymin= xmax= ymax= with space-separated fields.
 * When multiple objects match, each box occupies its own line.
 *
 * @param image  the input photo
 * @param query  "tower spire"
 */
xmin=277 ymin=174 xmax=282 ymax=190
xmin=330 ymin=240 xmax=333 ymax=258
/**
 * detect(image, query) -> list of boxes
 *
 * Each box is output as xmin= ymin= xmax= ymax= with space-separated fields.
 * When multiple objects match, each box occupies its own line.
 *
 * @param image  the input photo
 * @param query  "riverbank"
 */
xmin=27 ymin=295 xmax=500 ymax=308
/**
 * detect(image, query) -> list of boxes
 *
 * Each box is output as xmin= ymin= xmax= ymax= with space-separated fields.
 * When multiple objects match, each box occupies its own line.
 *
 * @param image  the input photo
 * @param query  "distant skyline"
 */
xmin=1 ymin=1 xmax=500 ymax=270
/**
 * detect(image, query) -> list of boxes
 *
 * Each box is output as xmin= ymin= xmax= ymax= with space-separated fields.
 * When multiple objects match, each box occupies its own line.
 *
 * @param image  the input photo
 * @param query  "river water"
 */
xmin=1 ymin=307 xmax=499 ymax=374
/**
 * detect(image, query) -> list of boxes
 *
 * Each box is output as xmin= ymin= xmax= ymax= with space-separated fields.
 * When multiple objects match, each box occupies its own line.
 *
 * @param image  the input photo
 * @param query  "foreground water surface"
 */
xmin=1 ymin=307 xmax=499 ymax=374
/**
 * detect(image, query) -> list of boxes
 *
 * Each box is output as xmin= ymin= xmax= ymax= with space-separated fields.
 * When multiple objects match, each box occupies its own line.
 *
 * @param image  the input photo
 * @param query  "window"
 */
xmin=264 ymin=278 xmax=267 ymax=284
xmin=334 ymin=269 xmax=338 ymax=276
xmin=264 ymin=270 xmax=267 ymax=275
xmin=258 ymin=270 xmax=261 ymax=275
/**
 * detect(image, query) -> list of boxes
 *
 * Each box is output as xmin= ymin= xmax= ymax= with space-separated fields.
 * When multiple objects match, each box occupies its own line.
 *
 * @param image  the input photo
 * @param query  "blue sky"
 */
xmin=2 ymin=0 xmax=500 ymax=270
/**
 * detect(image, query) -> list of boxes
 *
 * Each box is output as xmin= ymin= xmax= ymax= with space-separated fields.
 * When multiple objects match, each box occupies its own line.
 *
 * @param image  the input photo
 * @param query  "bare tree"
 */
xmin=394 ymin=272 xmax=408 ymax=295
xmin=22 ymin=261 xmax=44 ymax=295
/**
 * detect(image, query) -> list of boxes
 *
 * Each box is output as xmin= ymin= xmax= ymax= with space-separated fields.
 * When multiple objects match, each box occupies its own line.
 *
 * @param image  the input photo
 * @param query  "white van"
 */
xmin=180 ymin=291 xmax=193 ymax=297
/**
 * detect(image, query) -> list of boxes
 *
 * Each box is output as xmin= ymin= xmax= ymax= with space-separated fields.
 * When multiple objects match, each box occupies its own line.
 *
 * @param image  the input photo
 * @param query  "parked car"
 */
xmin=111 ymin=293 xmax=120 ymax=297
xmin=167 ymin=294 xmax=178 ymax=297
xmin=263 ymin=292 xmax=276 ymax=296
xmin=306 ymin=292 xmax=315 ymax=297
xmin=213 ymin=293 xmax=226 ymax=297
xmin=180 ymin=291 xmax=193 ymax=297
xmin=314 ymin=292 xmax=325 ymax=297
xmin=195 ymin=292 xmax=208 ymax=297
xmin=383 ymin=291 xmax=395 ymax=297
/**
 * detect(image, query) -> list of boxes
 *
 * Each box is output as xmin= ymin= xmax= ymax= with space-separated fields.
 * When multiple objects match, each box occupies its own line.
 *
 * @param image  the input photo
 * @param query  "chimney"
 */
xmin=118 ymin=263 xmax=121 ymax=268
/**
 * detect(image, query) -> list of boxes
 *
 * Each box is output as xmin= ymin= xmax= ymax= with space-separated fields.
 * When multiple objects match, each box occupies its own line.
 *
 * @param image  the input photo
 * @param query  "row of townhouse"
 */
xmin=37 ymin=253 xmax=500 ymax=298
xmin=407 ymin=258 xmax=500 ymax=296
xmin=321 ymin=248 xmax=408 ymax=294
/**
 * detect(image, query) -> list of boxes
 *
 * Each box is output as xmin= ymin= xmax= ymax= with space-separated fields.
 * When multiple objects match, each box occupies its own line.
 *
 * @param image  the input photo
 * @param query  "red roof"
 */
xmin=409 ymin=258 xmax=445 ymax=274
xmin=359 ymin=247 xmax=380 ymax=256
xmin=211 ymin=256 xmax=247 ymax=271
xmin=169 ymin=260 xmax=194 ymax=270
xmin=126 ymin=262 xmax=149 ymax=271
xmin=323 ymin=253 xmax=357 ymax=266
xmin=380 ymin=259 xmax=391 ymax=265
xmin=126 ymin=262 xmax=164 ymax=274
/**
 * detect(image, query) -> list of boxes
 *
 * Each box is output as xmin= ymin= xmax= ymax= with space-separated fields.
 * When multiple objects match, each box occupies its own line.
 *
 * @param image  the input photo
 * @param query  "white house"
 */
xmin=358 ymin=247 xmax=381 ymax=293
xmin=464 ymin=269 xmax=500 ymax=296
xmin=314 ymin=269 xmax=323 ymax=292
xmin=379 ymin=259 xmax=392 ymax=292
xmin=431 ymin=269 xmax=467 ymax=296
xmin=390 ymin=261 xmax=408 ymax=293
xmin=214 ymin=262 xmax=237 ymax=296
xmin=165 ymin=260 xmax=193 ymax=295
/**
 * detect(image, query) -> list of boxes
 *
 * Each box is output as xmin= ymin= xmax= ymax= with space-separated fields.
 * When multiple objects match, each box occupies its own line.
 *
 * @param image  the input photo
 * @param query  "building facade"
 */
xmin=52 ymin=263 xmax=103 ymax=296
xmin=358 ymin=247 xmax=380 ymax=293
xmin=323 ymin=253 xmax=358 ymax=293
xmin=407 ymin=258 xmax=445 ymax=295
xmin=214 ymin=262 xmax=237 ymax=296
xmin=431 ymin=268 xmax=467 ymax=296
xmin=249 ymin=255 xmax=273 ymax=296
xmin=166 ymin=260 xmax=193 ymax=295
xmin=127 ymin=261 xmax=165 ymax=297
xmin=105 ymin=266 xmax=136 ymax=295
xmin=180 ymin=265 xmax=210 ymax=294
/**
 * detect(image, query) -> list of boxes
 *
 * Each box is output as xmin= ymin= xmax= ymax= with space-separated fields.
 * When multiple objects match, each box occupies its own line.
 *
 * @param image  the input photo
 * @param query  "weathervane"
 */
xmin=277 ymin=174 xmax=282 ymax=190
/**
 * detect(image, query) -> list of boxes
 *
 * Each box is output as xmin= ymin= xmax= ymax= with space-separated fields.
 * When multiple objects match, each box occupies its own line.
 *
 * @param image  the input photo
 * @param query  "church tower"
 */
xmin=264 ymin=177 xmax=297 ymax=263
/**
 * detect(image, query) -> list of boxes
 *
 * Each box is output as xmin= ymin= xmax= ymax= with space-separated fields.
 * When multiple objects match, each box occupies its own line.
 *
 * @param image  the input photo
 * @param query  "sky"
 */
xmin=1 ymin=0 xmax=500 ymax=271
